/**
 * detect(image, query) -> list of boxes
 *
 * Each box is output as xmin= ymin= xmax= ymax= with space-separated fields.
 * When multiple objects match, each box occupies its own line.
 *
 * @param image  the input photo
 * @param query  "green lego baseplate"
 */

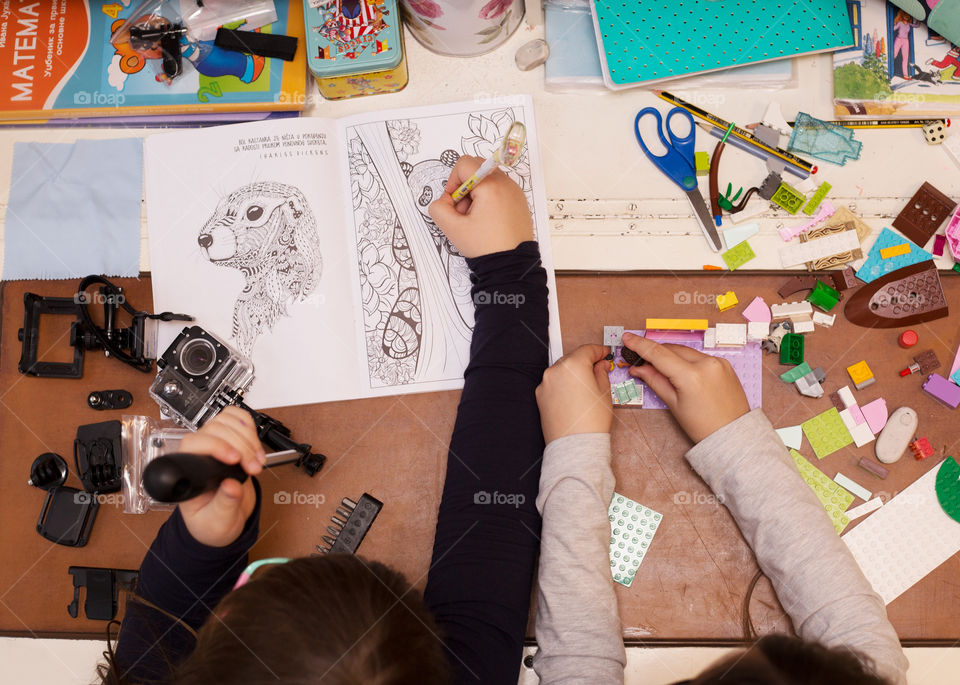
xmin=790 ymin=449 xmax=854 ymax=534
xmin=802 ymin=408 xmax=854 ymax=459
xmin=608 ymin=493 xmax=663 ymax=587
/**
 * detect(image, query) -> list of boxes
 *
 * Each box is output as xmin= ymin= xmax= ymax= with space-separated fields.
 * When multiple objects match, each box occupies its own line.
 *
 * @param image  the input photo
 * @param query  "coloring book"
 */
xmin=833 ymin=0 xmax=960 ymax=118
xmin=145 ymin=97 xmax=563 ymax=409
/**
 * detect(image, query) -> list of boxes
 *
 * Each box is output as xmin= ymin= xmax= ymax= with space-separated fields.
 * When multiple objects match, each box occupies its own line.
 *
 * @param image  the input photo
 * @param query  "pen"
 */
xmin=451 ymin=121 xmax=527 ymax=202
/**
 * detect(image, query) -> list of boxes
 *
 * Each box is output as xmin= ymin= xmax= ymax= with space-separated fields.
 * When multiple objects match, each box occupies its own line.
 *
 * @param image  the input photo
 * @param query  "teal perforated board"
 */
xmin=591 ymin=0 xmax=854 ymax=88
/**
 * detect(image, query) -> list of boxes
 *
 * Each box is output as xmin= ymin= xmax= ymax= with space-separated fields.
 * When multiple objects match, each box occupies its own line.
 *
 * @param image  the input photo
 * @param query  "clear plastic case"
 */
xmin=121 ymin=414 xmax=190 ymax=514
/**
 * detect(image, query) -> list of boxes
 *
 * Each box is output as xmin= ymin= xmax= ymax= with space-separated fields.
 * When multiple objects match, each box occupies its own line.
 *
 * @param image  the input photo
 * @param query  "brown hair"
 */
xmin=100 ymin=554 xmax=451 ymax=684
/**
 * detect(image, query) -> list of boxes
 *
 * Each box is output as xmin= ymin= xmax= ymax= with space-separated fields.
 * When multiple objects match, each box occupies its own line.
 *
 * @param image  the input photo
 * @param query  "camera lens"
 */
xmin=179 ymin=338 xmax=217 ymax=376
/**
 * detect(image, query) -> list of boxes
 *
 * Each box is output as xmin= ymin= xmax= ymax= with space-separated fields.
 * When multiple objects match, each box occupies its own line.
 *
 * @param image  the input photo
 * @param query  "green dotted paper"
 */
xmin=722 ymin=240 xmax=756 ymax=270
xmin=591 ymin=0 xmax=854 ymax=87
xmin=801 ymin=408 xmax=853 ymax=459
xmin=936 ymin=456 xmax=960 ymax=524
xmin=790 ymin=449 xmax=853 ymax=534
xmin=609 ymin=493 xmax=662 ymax=587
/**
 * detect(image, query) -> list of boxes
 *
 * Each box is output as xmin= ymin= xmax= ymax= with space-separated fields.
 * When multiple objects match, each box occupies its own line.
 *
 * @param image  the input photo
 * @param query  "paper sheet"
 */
xmin=144 ymin=97 xmax=562 ymax=408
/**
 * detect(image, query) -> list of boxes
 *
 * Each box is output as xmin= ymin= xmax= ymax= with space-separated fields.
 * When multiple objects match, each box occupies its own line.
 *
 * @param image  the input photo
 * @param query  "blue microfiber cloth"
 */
xmin=2 ymin=138 xmax=143 ymax=280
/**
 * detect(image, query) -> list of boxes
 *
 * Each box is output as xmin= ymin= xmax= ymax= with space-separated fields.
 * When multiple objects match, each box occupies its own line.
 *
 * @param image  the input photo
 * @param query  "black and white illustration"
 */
xmin=197 ymin=182 xmax=323 ymax=357
xmin=347 ymin=108 xmax=535 ymax=388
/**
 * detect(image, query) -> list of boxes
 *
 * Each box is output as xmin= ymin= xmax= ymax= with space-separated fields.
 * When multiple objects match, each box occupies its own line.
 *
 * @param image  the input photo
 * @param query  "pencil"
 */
xmin=696 ymin=123 xmax=812 ymax=179
xmin=786 ymin=118 xmax=950 ymax=129
xmin=653 ymin=90 xmax=816 ymax=175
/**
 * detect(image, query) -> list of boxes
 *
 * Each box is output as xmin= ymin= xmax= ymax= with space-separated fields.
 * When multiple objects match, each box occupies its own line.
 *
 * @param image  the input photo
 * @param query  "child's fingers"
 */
xmin=206 ymin=478 xmax=245 ymax=519
xmin=593 ymin=359 xmax=612 ymax=392
xmin=569 ymin=343 xmax=611 ymax=367
xmin=216 ymin=407 xmax=265 ymax=457
xmin=444 ymin=155 xmax=484 ymax=192
xmin=630 ymin=364 xmax=679 ymax=407
xmin=659 ymin=343 xmax=710 ymax=364
xmin=195 ymin=422 xmax=263 ymax=475
xmin=429 ymin=194 xmax=469 ymax=230
xmin=622 ymin=333 xmax=690 ymax=381
xmin=180 ymin=433 xmax=241 ymax=465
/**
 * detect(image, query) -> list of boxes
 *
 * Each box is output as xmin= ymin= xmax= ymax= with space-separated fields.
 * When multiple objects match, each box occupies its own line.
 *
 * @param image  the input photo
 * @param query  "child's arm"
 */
xmin=532 ymin=345 xmax=626 ymax=684
xmin=114 ymin=407 xmax=266 ymax=681
xmin=422 ymin=157 xmax=550 ymax=684
xmin=624 ymin=334 xmax=908 ymax=685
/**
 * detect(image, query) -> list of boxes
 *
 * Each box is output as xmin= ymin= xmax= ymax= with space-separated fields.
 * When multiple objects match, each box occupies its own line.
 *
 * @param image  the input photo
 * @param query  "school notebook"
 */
xmin=144 ymin=97 xmax=563 ymax=409
xmin=591 ymin=0 xmax=854 ymax=89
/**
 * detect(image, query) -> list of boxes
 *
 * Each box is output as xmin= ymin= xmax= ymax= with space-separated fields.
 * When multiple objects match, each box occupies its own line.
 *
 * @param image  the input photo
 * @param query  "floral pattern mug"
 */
xmin=400 ymin=0 xmax=524 ymax=57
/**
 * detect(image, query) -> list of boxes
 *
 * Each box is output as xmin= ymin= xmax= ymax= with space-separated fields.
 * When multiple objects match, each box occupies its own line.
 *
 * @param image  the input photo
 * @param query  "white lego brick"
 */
xmin=779 ymin=230 xmax=861 ymax=267
xmin=791 ymin=317 xmax=815 ymax=334
xmin=775 ymin=425 xmax=803 ymax=449
xmin=834 ymin=472 xmax=872 ymax=502
xmin=839 ymin=408 xmax=858 ymax=432
xmin=771 ymin=301 xmax=814 ymax=320
xmin=845 ymin=497 xmax=883 ymax=521
xmin=746 ymin=321 xmax=769 ymax=342
xmin=603 ymin=326 xmax=624 ymax=347
xmin=795 ymin=374 xmax=824 ymax=398
xmin=702 ymin=327 xmax=717 ymax=349
xmin=715 ymin=323 xmax=747 ymax=347
xmin=812 ymin=311 xmax=836 ymax=327
xmin=837 ymin=386 xmax=856 ymax=409
xmin=730 ymin=197 xmax=767 ymax=223
xmin=848 ymin=421 xmax=876 ymax=448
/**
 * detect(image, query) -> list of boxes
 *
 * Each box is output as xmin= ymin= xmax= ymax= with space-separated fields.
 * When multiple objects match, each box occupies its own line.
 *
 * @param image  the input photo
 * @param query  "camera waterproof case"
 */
xmin=149 ymin=326 xmax=254 ymax=430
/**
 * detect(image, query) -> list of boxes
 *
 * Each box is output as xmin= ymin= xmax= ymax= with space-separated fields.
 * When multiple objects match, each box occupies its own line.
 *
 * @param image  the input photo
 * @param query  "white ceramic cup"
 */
xmin=400 ymin=0 xmax=525 ymax=57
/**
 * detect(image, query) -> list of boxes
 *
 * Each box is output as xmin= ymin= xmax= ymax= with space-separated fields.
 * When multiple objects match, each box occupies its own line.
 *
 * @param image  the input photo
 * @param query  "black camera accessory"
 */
xmin=143 ymin=450 xmax=301 ymax=503
xmin=129 ymin=23 xmax=184 ymax=78
xmin=68 ymin=566 xmax=138 ymax=621
xmin=75 ymin=421 xmax=123 ymax=493
xmin=37 ymin=487 xmax=99 ymax=547
xmin=215 ymin=27 xmax=298 ymax=61
xmin=87 ymin=390 xmax=134 ymax=411
xmin=28 ymin=453 xmax=69 ymax=489
xmin=18 ymin=293 xmax=85 ymax=377
xmin=316 ymin=494 xmax=383 ymax=555
xmin=241 ymin=404 xmax=327 ymax=477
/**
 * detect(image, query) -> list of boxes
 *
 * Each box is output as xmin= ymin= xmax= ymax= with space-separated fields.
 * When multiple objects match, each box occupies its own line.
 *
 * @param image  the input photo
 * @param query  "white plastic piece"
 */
xmin=515 ymin=39 xmax=550 ymax=71
xmin=843 ymin=463 xmax=960 ymax=604
xmin=730 ymin=197 xmax=767 ymax=223
xmin=791 ymin=317 xmax=814 ymax=334
xmin=603 ymin=326 xmax=624 ymax=347
xmin=771 ymin=301 xmax=813 ymax=320
xmin=746 ymin=321 xmax=769 ymax=342
xmin=775 ymin=425 xmax=803 ymax=450
xmin=875 ymin=407 xmax=918 ymax=464
xmin=723 ymin=222 xmax=759 ymax=249
xmin=839 ymin=408 xmax=858 ymax=432
xmin=834 ymin=473 xmax=872 ymax=502
xmin=845 ymin=497 xmax=883 ymax=521
xmin=837 ymin=386 xmax=856 ymax=409
xmin=839 ymin=409 xmax=874 ymax=447
xmin=702 ymin=327 xmax=717 ymax=349
xmin=795 ymin=374 xmax=823 ymax=398
xmin=778 ymin=230 xmax=861 ymax=267
xmin=715 ymin=323 xmax=747 ymax=347
xmin=812 ymin=311 xmax=835 ymax=327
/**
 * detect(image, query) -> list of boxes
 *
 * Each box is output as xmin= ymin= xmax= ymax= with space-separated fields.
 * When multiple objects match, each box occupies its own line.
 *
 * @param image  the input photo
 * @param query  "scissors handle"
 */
xmin=634 ymin=107 xmax=698 ymax=191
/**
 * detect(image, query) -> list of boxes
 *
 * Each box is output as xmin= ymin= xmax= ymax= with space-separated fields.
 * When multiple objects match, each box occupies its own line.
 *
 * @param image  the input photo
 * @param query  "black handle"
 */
xmin=143 ymin=453 xmax=248 ymax=503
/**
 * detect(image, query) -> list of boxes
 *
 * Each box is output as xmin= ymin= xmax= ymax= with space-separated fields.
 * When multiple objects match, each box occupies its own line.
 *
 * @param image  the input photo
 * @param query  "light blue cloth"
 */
xmin=3 ymin=138 xmax=143 ymax=280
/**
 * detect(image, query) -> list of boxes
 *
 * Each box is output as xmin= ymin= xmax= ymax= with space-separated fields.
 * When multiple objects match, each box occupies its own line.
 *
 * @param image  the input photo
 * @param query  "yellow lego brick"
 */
xmin=645 ymin=318 xmax=710 ymax=330
xmin=880 ymin=243 xmax=910 ymax=259
xmin=716 ymin=291 xmax=738 ymax=312
xmin=846 ymin=361 xmax=875 ymax=386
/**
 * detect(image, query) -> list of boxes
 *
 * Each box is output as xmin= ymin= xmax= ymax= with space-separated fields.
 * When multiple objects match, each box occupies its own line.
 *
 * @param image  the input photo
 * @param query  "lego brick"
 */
xmin=855 ymin=227 xmax=934 ymax=284
xmin=876 ymin=407 xmax=918 ymax=464
xmin=644 ymin=319 xmax=709 ymax=331
xmin=838 ymin=408 xmax=858 ymax=432
xmin=846 ymin=361 xmax=875 ymax=390
xmin=857 ymin=457 xmax=888 ymax=480
xmin=953 ymin=344 xmax=960 ymax=379
xmin=947 ymin=204 xmax=960 ymax=261
xmin=779 ymin=230 xmax=861 ymax=268
xmin=795 ymin=373 xmax=824 ymax=398
xmin=837 ymin=386 xmax=856 ymax=409
xmin=716 ymin=291 xmax=738 ymax=312
xmin=831 ymin=266 xmax=859 ymax=291
xmin=603 ymin=326 xmax=624 ymax=347
xmin=845 ymin=498 xmax=883 ymax=521
xmin=910 ymin=437 xmax=935 ymax=461
xmin=922 ymin=373 xmax=960 ymax=409
xmin=811 ymin=367 xmax=825 ymax=383
xmin=788 ymin=112 xmax=862 ymax=165
xmin=953 ymin=368 xmax=960 ymax=386
xmin=694 ymin=150 xmax=710 ymax=176
xmin=847 ymin=261 xmax=948 ymax=328
xmin=789 ymin=449 xmax=853 ymax=534
xmin=834 ymin=473 xmax=872 ymax=502
xmin=746 ymin=321 xmax=769 ymax=342
xmin=775 ymin=425 xmax=803 ymax=449
xmin=771 ymin=181 xmax=806 ymax=214
xmin=611 ymin=379 xmax=643 ymax=406
xmin=932 ymin=233 xmax=946 ymax=257
xmin=861 ymin=398 xmax=888 ymax=434
xmin=806 ymin=280 xmax=840 ymax=312
xmin=847 ymin=420 xmax=876 ymax=448
xmin=771 ymin=301 xmax=813 ymax=320
xmin=780 ymin=361 xmax=813 ymax=383
xmin=828 ymin=391 xmax=845 ymax=411
xmin=741 ymin=296 xmax=771 ymax=323
xmin=802 ymin=408 xmax=854 ymax=459
xmin=777 ymin=275 xmax=817 ymax=299
xmin=802 ymin=182 xmax=831 ymax=215
xmin=721 ymin=240 xmax=756 ymax=271
xmin=812 ymin=311 xmax=835 ymax=327
xmin=608 ymin=493 xmax=662 ymax=587
xmin=936 ymin=457 xmax=960 ymax=524
xmin=722 ymin=222 xmax=758 ymax=249
xmin=715 ymin=323 xmax=747 ymax=347
xmin=914 ymin=349 xmax=941 ymax=375
xmin=791 ymin=317 xmax=815 ymax=334
xmin=702 ymin=327 xmax=717 ymax=349
xmin=779 ymin=201 xmax=835 ymax=242
xmin=757 ymin=171 xmax=782 ymax=200
xmin=879 ymin=243 xmax=911 ymax=259
xmin=847 ymin=404 xmax=866 ymax=426
xmin=891 ymin=181 xmax=956 ymax=247
xmin=779 ymin=333 xmax=804 ymax=365
xmin=842 ymin=463 xmax=960 ymax=605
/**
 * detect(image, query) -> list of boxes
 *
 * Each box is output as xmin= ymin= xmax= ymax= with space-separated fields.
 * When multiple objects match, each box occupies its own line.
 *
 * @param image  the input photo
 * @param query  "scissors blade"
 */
xmin=685 ymin=189 xmax=723 ymax=252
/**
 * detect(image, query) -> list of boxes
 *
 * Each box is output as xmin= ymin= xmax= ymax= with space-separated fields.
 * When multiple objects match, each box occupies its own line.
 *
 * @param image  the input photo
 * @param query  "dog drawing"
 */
xmin=197 ymin=182 xmax=322 ymax=357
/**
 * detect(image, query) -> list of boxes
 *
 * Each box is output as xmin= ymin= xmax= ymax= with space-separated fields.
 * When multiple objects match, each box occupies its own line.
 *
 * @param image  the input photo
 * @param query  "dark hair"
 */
xmin=99 ymin=555 xmax=451 ymax=685
xmin=690 ymin=634 xmax=890 ymax=685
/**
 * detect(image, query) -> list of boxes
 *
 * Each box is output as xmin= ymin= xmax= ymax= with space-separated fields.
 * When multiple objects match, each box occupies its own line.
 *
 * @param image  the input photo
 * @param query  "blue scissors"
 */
xmin=634 ymin=107 xmax=722 ymax=252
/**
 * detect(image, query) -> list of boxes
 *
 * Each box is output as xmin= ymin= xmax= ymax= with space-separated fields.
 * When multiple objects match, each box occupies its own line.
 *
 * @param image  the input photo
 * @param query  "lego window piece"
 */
xmin=935 ymin=457 xmax=960 ymax=524
xmin=788 ymin=113 xmax=862 ymax=166
xmin=855 ymin=227 xmax=934 ymax=284
xmin=801 ymin=408 xmax=854 ymax=459
xmin=789 ymin=449 xmax=853 ymax=534
xmin=892 ymin=182 xmax=956 ymax=248
xmin=721 ymin=240 xmax=756 ymax=271
xmin=715 ymin=323 xmax=746 ymax=347
xmin=608 ymin=493 xmax=662 ymax=587
xmin=842 ymin=463 xmax=960 ymax=605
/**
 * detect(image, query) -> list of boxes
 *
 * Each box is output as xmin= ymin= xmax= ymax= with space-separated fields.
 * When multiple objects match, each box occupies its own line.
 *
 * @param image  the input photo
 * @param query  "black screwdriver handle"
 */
xmin=143 ymin=453 xmax=249 ymax=503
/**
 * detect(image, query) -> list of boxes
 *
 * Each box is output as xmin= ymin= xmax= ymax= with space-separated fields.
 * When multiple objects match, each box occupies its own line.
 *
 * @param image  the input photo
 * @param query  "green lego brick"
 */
xmin=801 ymin=182 xmax=831 ymax=215
xmin=780 ymin=361 xmax=813 ymax=383
xmin=790 ymin=449 xmax=853 ymax=534
xmin=801 ymin=408 xmax=854 ymax=459
xmin=936 ymin=456 xmax=960 ymax=524
xmin=953 ymin=262 xmax=960 ymax=275
xmin=721 ymin=240 xmax=756 ymax=271
xmin=779 ymin=333 xmax=804 ymax=365
xmin=608 ymin=493 xmax=662 ymax=587
xmin=772 ymin=182 xmax=806 ymax=215
xmin=806 ymin=280 xmax=840 ymax=312
xmin=611 ymin=379 xmax=642 ymax=406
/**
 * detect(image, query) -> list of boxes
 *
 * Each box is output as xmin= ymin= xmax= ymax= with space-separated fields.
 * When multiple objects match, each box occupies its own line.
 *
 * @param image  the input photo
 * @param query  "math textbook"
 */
xmin=834 ymin=0 xmax=960 ymax=118
xmin=0 ymin=1 xmax=306 ymax=122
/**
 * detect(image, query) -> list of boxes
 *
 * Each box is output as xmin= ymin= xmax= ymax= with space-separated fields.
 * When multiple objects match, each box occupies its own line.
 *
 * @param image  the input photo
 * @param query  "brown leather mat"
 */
xmin=1 ymin=273 xmax=958 ymax=641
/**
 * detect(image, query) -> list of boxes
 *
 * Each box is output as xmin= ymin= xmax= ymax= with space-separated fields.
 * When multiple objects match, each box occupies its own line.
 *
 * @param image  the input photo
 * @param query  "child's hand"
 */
xmin=177 ymin=406 xmax=265 ymax=547
xmin=428 ymin=155 xmax=534 ymax=258
xmin=536 ymin=344 xmax=613 ymax=444
xmin=622 ymin=332 xmax=750 ymax=443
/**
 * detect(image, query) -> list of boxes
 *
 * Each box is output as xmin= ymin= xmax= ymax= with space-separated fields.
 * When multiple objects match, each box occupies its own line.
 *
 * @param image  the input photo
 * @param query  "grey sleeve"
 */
xmin=533 ymin=432 xmax=626 ymax=685
xmin=685 ymin=409 xmax=908 ymax=685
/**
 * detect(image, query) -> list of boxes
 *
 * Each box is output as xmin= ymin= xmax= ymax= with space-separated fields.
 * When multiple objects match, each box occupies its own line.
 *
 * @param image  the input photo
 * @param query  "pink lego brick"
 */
xmin=861 ymin=398 xmax=889 ymax=434
xmin=848 ymin=404 xmax=866 ymax=425
xmin=932 ymin=234 xmax=946 ymax=257
xmin=741 ymin=296 xmax=772 ymax=323
xmin=922 ymin=373 xmax=960 ymax=409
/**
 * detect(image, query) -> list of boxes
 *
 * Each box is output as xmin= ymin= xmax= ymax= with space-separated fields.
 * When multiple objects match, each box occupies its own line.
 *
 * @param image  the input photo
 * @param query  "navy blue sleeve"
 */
xmin=113 ymin=479 xmax=261 ymax=682
xmin=423 ymin=241 xmax=551 ymax=684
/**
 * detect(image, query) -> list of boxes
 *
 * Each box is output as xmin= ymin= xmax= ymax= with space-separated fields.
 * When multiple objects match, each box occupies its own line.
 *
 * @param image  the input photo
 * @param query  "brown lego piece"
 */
xmin=844 ymin=261 xmax=948 ymax=328
xmin=777 ymin=275 xmax=818 ymax=299
xmin=892 ymin=181 xmax=957 ymax=247
xmin=914 ymin=349 xmax=941 ymax=375
xmin=802 ymin=222 xmax=863 ymax=270
xmin=828 ymin=391 xmax=845 ymax=412
xmin=832 ymin=266 xmax=858 ymax=291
